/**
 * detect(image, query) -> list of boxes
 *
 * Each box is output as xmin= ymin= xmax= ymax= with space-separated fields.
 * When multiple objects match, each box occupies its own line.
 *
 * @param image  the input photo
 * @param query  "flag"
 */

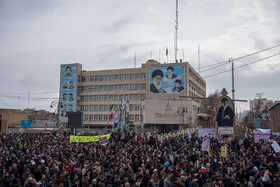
xmin=166 ymin=47 xmax=168 ymax=56
xmin=99 ymin=138 xmax=108 ymax=145
xmin=113 ymin=109 xmax=119 ymax=131
xmin=187 ymin=129 xmax=192 ymax=139
xmin=109 ymin=105 xmax=114 ymax=119
xmin=201 ymin=165 xmax=207 ymax=172
xmin=114 ymin=109 xmax=119 ymax=124
xmin=180 ymin=170 xmax=186 ymax=176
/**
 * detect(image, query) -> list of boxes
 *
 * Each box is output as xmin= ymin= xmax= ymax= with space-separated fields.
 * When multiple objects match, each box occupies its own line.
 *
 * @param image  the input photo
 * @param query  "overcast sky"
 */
xmin=0 ymin=0 xmax=280 ymax=113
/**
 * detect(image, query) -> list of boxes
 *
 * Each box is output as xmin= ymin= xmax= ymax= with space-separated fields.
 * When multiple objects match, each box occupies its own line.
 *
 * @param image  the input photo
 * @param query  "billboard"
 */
xmin=149 ymin=65 xmax=185 ymax=93
xmin=67 ymin=112 xmax=84 ymax=128
xmin=60 ymin=65 xmax=77 ymax=119
xmin=216 ymin=95 xmax=234 ymax=135
xmin=21 ymin=120 xmax=31 ymax=128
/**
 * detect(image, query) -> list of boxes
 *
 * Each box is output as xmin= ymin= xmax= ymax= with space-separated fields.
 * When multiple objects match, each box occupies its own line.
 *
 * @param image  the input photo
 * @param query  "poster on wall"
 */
xmin=216 ymin=91 xmax=235 ymax=135
xmin=60 ymin=65 xmax=76 ymax=119
xmin=149 ymin=66 xmax=185 ymax=93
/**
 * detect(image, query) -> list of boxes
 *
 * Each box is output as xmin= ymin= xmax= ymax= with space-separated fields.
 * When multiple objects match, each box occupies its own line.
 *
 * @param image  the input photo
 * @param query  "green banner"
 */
xmin=70 ymin=134 xmax=111 ymax=143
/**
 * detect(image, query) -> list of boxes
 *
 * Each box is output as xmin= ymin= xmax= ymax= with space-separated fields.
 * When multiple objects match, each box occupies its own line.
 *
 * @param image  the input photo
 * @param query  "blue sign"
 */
xmin=60 ymin=65 xmax=77 ymax=117
xmin=21 ymin=120 xmax=31 ymax=128
xmin=254 ymin=120 xmax=261 ymax=128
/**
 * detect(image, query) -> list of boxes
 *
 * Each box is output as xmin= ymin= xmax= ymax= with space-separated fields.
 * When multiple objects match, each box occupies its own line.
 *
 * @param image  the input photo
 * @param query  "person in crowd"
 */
xmin=0 ymin=129 xmax=279 ymax=187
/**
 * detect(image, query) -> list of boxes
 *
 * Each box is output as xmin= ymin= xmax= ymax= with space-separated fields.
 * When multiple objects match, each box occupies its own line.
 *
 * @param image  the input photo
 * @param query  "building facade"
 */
xmin=0 ymin=109 xmax=57 ymax=133
xmin=269 ymin=102 xmax=280 ymax=132
xmin=60 ymin=60 xmax=206 ymax=133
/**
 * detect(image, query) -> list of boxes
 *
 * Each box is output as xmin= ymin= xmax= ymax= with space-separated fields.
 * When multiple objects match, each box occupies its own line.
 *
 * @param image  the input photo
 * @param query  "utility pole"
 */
xmin=174 ymin=0 xmax=178 ymax=63
xmin=230 ymin=58 xmax=235 ymax=104
xmin=28 ymin=91 xmax=30 ymax=109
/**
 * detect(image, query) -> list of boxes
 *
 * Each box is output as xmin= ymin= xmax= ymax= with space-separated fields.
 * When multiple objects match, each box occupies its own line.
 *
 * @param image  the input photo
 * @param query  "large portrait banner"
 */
xmin=60 ymin=65 xmax=77 ymax=120
xmin=149 ymin=65 xmax=185 ymax=93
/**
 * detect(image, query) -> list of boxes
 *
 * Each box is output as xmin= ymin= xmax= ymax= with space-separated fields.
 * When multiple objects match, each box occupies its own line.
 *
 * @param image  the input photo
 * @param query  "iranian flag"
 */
xmin=109 ymin=105 xmax=114 ymax=119
xmin=201 ymin=165 xmax=207 ymax=172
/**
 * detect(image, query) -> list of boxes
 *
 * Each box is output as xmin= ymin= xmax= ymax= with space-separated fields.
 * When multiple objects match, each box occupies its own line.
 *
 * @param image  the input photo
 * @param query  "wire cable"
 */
xmin=203 ymin=52 xmax=280 ymax=79
xmin=195 ymin=43 xmax=280 ymax=71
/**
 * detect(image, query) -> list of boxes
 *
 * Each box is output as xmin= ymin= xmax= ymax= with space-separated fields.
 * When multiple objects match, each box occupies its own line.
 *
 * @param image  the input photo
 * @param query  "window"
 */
xmin=94 ymin=95 xmax=99 ymax=101
xmin=99 ymin=95 xmax=104 ymax=101
xmin=115 ymin=85 xmax=119 ymax=91
xmin=135 ymin=94 xmax=140 ymax=101
xmin=90 ymin=95 xmax=94 ymax=101
xmin=120 ymin=84 xmax=124 ymax=91
xmin=129 ymin=115 xmax=135 ymax=121
xmin=130 ymin=94 xmax=135 ymax=100
xmin=130 ymin=74 xmax=135 ymax=80
xmin=104 ymin=85 xmax=108 ymax=91
xmin=99 ymin=105 xmax=104 ymax=111
xmin=193 ymin=105 xmax=196 ymax=111
xmin=114 ymin=95 xmax=119 ymax=101
xmin=130 ymin=104 xmax=135 ymax=111
xmin=85 ymin=86 xmax=89 ymax=92
xmin=82 ymin=77 xmax=85 ymax=82
xmin=104 ymin=105 xmax=108 ymax=111
xmin=84 ymin=115 xmax=89 ymax=121
xmin=99 ymin=115 xmax=104 ymax=121
xmin=125 ymin=84 xmax=129 ymax=90
xmin=135 ymin=104 xmax=140 ymax=111
xmin=130 ymin=84 xmax=135 ymax=90
xmin=110 ymin=75 xmax=115 ymax=81
xmin=81 ymin=96 xmax=84 ymax=101
xmin=104 ymin=95 xmax=108 ymax=101
xmin=94 ymin=105 xmax=98 ymax=111
xmin=99 ymin=85 xmax=104 ymax=92
xmin=135 ymin=84 xmax=139 ymax=90
xmin=104 ymin=75 xmax=109 ymax=81
xmin=86 ymin=77 xmax=90 ymax=82
xmin=141 ymin=73 xmax=146 ymax=79
xmin=119 ymin=95 xmax=123 ymax=100
xmin=135 ymin=115 xmax=140 ymax=121
xmin=94 ymin=115 xmax=98 ymax=121
xmin=82 ymin=105 xmax=88 ymax=111
xmin=115 ymin=75 xmax=119 ymax=81
xmin=89 ymin=115 xmax=93 ymax=121
xmin=110 ymin=85 xmax=115 ymax=91
xmin=135 ymin=74 xmax=140 ymax=79
xmin=109 ymin=95 xmax=114 ymax=101
xmin=120 ymin=74 xmax=125 ymax=80
xmin=90 ymin=105 xmax=94 ymax=111
xmin=125 ymin=94 xmax=129 ymax=100
xmin=125 ymin=74 xmax=129 ymax=80
xmin=100 ymin=76 xmax=104 ymax=81
xmin=85 ymin=96 xmax=89 ymax=102
xmin=141 ymin=94 xmax=146 ymax=100
xmin=104 ymin=115 xmax=108 ymax=121
xmin=114 ymin=105 xmax=119 ymax=110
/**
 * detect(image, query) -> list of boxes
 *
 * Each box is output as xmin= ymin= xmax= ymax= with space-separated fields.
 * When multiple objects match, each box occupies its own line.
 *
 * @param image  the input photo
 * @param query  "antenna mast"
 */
xmin=198 ymin=45 xmax=200 ymax=73
xmin=134 ymin=52 xmax=136 ymax=68
xmin=175 ymin=0 xmax=178 ymax=63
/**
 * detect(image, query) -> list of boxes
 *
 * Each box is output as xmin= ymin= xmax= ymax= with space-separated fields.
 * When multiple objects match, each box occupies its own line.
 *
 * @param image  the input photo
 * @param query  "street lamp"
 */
xmin=50 ymin=101 xmax=62 ymax=129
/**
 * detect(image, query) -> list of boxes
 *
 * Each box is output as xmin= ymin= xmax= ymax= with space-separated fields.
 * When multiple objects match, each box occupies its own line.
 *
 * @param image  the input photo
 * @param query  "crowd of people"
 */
xmin=0 ymin=130 xmax=280 ymax=187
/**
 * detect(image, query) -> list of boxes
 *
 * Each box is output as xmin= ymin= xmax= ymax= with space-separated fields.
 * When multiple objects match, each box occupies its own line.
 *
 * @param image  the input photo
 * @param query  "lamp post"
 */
xmin=50 ymin=101 xmax=62 ymax=129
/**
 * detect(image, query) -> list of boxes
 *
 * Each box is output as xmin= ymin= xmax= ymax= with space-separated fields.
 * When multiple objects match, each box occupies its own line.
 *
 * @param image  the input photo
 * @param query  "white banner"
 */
xmin=218 ymin=127 xmax=234 ymax=135
xmin=202 ymin=137 xmax=210 ymax=152
xmin=254 ymin=128 xmax=271 ymax=139
xmin=271 ymin=141 xmax=280 ymax=153
xmin=198 ymin=128 xmax=216 ymax=138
